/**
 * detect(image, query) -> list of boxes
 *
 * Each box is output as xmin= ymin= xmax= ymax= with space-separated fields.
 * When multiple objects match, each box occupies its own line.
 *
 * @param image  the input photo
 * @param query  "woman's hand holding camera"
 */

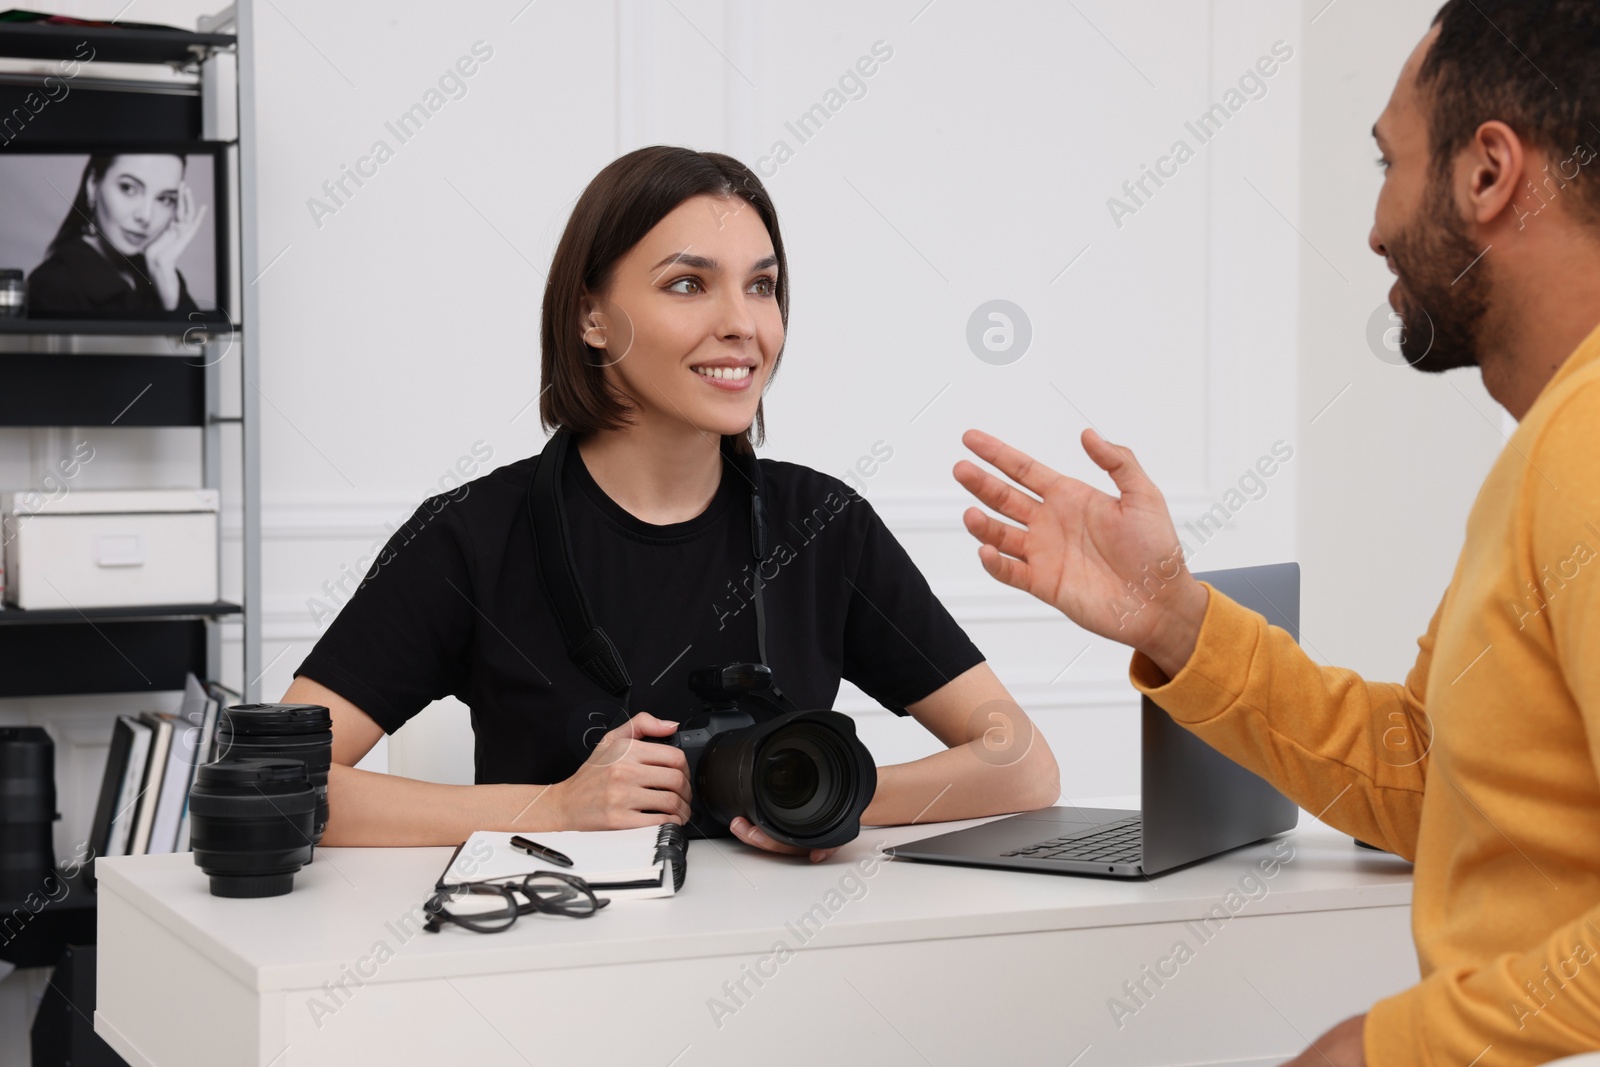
xmin=145 ymin=182 xmax=207 ymax=312
xmin=548 ymin=711 xmax=840 ymax=861
xmin=549 ymin=712 xmax=692 ymax=830
xmin=728 ymin=816 xmax=839 ymax=864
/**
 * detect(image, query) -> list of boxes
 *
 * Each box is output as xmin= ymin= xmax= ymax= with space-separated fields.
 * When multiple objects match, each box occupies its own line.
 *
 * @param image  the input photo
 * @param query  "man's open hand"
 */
xmin=953 ymin=427 xmax=1209 ymax=676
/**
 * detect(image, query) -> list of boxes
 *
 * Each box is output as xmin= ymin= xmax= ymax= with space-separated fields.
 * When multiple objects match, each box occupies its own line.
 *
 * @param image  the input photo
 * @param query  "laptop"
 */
xmin=889 ymin=563 xmax=1301 ymax=878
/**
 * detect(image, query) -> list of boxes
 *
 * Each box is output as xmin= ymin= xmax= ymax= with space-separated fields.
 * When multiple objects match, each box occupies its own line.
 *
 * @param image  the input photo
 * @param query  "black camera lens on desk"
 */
xmin=189 ymin=758 xmax=316 ymax=899
xmin=0 ymin=726 xmax=58 ymax=900
xmin=216 ymin=703 xmax=332 ymax=848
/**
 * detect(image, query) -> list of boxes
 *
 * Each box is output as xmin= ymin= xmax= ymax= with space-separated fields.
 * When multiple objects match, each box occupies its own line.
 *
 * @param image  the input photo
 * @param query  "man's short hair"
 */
xmin=1422 ymin=0 xmax=1600 ymax=222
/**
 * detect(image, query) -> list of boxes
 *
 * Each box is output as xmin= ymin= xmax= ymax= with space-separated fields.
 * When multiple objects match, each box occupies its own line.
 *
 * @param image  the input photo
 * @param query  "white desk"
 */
xmin=94 ymin=807 xmax=1417 ymax=1067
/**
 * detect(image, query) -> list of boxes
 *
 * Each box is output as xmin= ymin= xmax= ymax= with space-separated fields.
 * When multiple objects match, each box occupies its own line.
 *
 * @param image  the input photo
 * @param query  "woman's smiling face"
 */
xmin=91 ymin=155 xmax=184 ymax=257
xmin=584 ymin=194 xmax=785 ymax=439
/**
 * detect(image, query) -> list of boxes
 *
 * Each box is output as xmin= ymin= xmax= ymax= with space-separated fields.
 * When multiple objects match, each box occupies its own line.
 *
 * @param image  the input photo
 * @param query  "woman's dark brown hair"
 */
xmin=539 ymin=146 xmax=789 ymax=451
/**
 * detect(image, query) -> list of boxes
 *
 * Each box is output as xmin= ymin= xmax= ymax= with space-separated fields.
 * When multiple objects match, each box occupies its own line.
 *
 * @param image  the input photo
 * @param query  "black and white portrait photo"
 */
xmin=0 ymin=151 xmax=218 ymax=320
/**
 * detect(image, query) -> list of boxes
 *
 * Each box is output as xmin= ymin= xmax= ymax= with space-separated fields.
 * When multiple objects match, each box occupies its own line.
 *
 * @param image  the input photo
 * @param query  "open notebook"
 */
xmin=436 ymin=825 xmax=688 ymax=900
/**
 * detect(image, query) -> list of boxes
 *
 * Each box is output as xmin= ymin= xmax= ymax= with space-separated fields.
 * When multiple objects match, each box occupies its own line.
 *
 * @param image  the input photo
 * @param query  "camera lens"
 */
xmin=693 ymin=709 xmax=875 ymax=850
xmin=0 ymin=726 xmax=56 ymax=900
xmin=756 ymin=724 xmax=854 ymax=839
xmin=763 ymin=746 xmax=820 ymax=809
xmin=189 ymin=758 xmax=315 ymax=898
xmin=216 ymin=704 xmax=332 ymax=847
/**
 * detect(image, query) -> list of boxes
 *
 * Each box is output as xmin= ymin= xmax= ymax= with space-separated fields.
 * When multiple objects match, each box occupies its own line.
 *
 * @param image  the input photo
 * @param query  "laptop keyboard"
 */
xmin=1002 ymin=816 xmax=1143 ymax=864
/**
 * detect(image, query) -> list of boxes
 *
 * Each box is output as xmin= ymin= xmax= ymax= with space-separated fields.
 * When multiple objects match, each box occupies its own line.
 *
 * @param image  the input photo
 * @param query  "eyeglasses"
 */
xmin=423 ymin=871 xmax=609 ymax=934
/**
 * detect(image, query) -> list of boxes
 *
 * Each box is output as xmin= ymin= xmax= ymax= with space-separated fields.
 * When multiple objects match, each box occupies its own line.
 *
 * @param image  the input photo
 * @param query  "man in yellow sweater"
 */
xmin=953 ymin=2 xmax=1600 ymax=1064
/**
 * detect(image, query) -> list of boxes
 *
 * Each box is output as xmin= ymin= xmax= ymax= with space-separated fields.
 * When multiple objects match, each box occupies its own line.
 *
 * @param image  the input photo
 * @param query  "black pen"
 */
xmin=509 ymin=835 xmax=574 ymax=868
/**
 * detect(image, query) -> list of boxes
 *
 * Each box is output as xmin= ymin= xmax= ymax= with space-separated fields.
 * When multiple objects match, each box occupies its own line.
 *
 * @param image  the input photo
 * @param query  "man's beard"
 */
xmin=1385 ymin=176 xmax=1492 ymax=373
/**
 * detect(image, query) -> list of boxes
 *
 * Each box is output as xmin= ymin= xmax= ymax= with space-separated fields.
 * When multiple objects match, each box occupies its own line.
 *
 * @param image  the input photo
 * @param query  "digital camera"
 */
xmin=657 ymin=663 xmax=876 ymax=850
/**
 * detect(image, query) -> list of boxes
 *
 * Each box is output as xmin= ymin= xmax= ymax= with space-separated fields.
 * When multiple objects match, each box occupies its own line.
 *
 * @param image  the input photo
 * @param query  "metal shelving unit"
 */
xmin=0 ymin=18 xmax=260 ymax=699
xmin=0 ymin=16 xmax=260 ymax=1065
xmin=0 ymin=22 xmax=235 ymax=64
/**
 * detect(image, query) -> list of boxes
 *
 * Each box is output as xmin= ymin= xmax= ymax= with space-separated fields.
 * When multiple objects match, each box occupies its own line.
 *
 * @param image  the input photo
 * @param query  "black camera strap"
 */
xmin=526 ymin=430 xmax=775 ymax=708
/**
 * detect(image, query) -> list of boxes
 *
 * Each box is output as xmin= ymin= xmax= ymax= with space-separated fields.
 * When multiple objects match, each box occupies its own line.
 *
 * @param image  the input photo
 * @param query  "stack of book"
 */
xmin=87 ymin=674 xmax=229 ymax=873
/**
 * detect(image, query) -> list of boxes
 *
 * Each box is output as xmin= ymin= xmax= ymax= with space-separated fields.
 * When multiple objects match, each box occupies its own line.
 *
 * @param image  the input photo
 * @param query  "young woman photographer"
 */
xmin=285 ymin=146 xmax=1059 ymax=861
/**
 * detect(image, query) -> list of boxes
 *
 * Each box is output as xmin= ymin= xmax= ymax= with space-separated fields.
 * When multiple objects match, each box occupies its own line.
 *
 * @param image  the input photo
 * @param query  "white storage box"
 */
xmin=2 ymin=489 xmax=219 ymax=610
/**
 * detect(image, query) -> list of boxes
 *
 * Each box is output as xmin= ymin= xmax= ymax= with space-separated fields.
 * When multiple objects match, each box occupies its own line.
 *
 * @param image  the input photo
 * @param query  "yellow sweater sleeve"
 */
xmin=1365 ymin=380 xmax=1600 ymax=1065
xmin=1127 ymin=581 xmax=1439 ymax=858
xmin=1368 ymin=909 xmax=1600 ymax=1065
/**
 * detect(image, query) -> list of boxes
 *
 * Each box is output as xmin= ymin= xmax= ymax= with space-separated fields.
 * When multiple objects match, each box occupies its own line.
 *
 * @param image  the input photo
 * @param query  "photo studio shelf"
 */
xmin=0 ymin=18 xmax=260 ymax=704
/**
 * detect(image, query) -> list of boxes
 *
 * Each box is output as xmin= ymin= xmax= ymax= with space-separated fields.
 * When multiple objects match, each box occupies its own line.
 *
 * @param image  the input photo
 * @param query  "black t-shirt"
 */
xmin=27 ymin=238 xmax=198 ymax=317
xmin=295 ymin=448 xmax=985 ymax=786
